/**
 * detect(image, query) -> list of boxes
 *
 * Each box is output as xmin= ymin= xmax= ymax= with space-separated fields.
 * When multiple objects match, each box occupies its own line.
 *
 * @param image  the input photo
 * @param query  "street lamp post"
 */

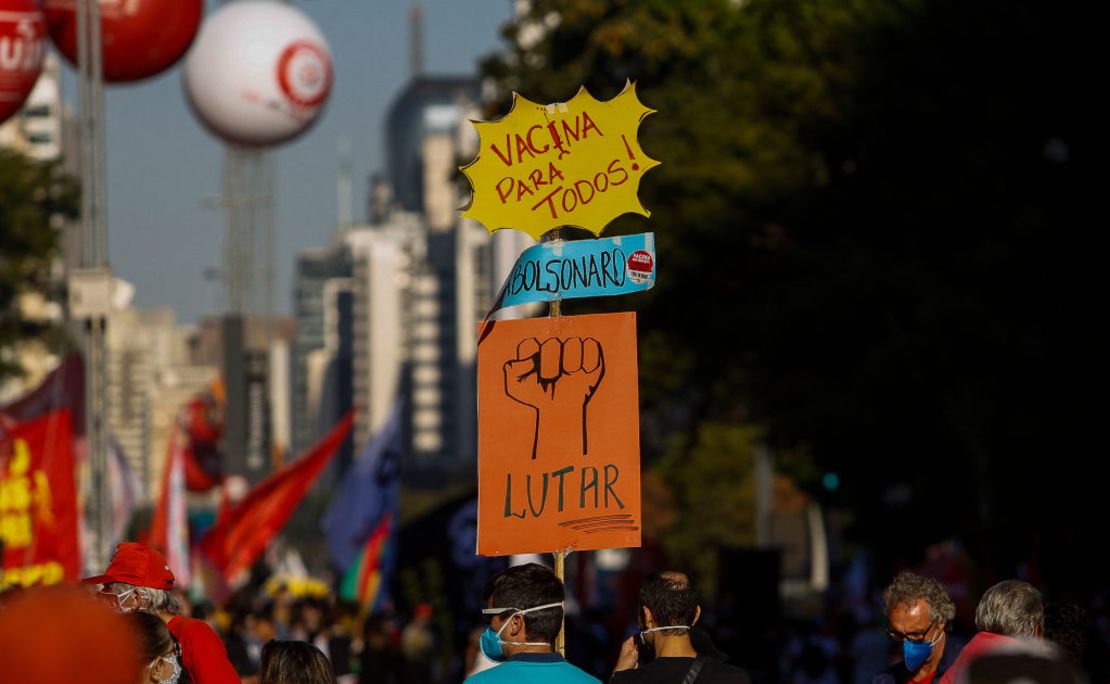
xmin=72 ymin=0 xmax=112 ymax=572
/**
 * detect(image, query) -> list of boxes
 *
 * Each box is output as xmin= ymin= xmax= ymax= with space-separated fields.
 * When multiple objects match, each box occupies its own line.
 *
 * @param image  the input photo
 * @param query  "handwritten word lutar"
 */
xmin=503 ymin=463 xmax=626 ymax=519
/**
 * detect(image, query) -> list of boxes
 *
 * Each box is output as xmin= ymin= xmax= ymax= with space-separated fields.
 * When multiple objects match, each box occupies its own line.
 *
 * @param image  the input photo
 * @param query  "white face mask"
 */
xmin=101 ymin=586 xmax=137 ymax=613
xmin=150 ymin=655 xmax=181 ymax=684
xmin=639 ymin=624 xmax=691 ymax=645
xmin=483 ymin=601 xmax=565 ymax=647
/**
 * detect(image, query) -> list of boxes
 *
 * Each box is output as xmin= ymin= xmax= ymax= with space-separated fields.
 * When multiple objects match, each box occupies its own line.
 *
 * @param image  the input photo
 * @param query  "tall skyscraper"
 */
xmin=290 ymin=71 xmax=535 ymax=490
xmin=291 ymin=247 xmax=351 ymax=457
xmin=103 ymin=308 xmax=219 ymax=496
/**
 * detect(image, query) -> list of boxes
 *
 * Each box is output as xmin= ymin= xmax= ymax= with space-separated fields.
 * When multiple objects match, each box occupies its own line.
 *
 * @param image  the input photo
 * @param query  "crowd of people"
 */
xmin=0 ymin=542 xmax=1098 ymax=684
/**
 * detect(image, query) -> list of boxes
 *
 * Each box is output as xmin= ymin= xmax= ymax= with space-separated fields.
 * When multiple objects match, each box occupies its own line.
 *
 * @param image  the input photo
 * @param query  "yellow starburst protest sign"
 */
xmin=460 ymin=82 xmax=659 ymax=240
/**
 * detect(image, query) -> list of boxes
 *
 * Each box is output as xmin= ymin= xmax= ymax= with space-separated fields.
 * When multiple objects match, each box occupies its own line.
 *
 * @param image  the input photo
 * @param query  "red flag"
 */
xmin=0 ymin=409 xmax=79 ymax=588
xmin=201 ymin=411 xmax=354 ymax=582
xmin=0 ymin=356 xmax=84 ymax=434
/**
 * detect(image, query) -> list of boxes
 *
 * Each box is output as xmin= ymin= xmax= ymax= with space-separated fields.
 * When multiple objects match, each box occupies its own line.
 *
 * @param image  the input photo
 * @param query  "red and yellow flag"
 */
xmin=0 ymin=409 xmax=79 ymax=588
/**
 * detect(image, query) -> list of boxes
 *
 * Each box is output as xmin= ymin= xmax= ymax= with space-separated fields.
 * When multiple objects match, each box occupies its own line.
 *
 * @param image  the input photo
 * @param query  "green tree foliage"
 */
xmin=654 ymin=422 xmax=758 ymax=592
xmin=0 ymin=149 xmax=79 ymax=381
xmin=482 ymin=0 xmax=1095 ymax=580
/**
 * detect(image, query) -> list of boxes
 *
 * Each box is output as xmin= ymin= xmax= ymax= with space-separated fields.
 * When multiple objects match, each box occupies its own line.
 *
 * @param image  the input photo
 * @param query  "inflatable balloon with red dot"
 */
xmin=183 ymin=0 xmax=333 ymax=148
xmin=43 ymin=0 xmax=202 ymax=83
xmin=0 ymin=0 xmax=46 ymax=124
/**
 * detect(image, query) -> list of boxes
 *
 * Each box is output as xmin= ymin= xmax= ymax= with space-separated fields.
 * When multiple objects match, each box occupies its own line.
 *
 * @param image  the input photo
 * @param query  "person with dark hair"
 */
xmin=84 ymin=542 xmax=239 ymax=684
xmin=465 ymin=562 xmax=600 ymax=684
xmin=612 ymin=570 xmax=752 ymax=684
xmin=359 ymin=614 xmax=401 ymax=684
xmin=126 ymin=611 xmax=183 ymax=684
xmin=259 ymin=640 xmax=336 ymax=684
xmin=224 ymin=610 xmax=260 ymax=678
xmin=938 ymin=580 xmax=1045 ymax=684
xmin=1043 ymin=601 xmax=1087 ymax=670
xmin=401 ymin=603 xmax=435 ymax=684
xmin=874 ymin=571 xmax=961 ymax=684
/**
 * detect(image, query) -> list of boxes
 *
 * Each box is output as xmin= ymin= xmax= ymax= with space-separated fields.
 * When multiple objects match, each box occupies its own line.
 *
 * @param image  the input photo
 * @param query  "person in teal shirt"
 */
xmin=465 ymin=563 xmax=601 ymax=684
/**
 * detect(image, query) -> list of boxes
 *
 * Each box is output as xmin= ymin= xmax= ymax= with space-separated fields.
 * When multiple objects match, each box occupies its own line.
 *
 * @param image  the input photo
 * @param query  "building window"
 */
xmin=22 ymin=105 xmax=52 ymax=118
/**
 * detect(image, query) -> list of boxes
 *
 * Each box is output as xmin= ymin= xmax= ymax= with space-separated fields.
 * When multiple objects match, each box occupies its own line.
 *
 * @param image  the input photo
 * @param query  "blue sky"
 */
xmin=76 ymin=0 xmax=511 ymax=324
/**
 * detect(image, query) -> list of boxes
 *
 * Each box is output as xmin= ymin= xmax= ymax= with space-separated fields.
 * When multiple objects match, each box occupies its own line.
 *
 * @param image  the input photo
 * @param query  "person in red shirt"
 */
xmin=938 ymin=580 xmax=1044 ymax=684
xmin=85 ymin=542 xmax=240 ymax=684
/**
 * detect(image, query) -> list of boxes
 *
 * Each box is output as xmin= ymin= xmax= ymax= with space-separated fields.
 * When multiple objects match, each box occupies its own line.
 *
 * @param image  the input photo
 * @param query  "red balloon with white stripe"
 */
xmin=0 ymin=0 xmax=46 ymax=124
xmin=42 ymin=0 xmax=202 ymax=83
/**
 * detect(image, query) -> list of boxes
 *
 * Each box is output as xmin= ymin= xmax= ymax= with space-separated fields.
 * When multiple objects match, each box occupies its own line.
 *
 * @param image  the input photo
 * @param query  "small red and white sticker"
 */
xmin=626 ymin=250 xmax=654 ymax=284
xmin=276 ymin=40 xmax=332 ymax=108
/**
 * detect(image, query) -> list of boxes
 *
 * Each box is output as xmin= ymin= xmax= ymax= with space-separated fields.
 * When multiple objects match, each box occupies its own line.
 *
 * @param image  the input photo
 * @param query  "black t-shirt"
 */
xmin=611 ymin=657 xmax=753 ymax=684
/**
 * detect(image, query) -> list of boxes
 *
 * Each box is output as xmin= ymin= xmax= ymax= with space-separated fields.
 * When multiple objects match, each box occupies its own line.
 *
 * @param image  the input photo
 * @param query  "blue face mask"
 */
xmin=903 ymin=631 xmax=942 ymax=673
xmin=479 ymin=602 xmax=564 ymax=662
xmin=480 ymin=624 xmax=508 ymax=662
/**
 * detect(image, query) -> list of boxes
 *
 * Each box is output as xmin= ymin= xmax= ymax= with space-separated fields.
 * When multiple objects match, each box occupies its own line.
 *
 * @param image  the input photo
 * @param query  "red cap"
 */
xmin=82 ymin=542 xmax=175 ymax=590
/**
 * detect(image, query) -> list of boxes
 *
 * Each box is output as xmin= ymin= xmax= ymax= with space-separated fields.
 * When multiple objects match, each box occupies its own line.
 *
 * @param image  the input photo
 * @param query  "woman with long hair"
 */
xmin=259 ymin=640 xmax=336 ymax=684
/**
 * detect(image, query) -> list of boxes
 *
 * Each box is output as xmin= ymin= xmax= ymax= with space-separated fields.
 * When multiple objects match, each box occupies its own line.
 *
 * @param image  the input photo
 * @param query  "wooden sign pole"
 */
xmin=554 ymin=549 xmax=566 ymax=656
xmin=547 ymin=228 xmax=562 ymax=318
xmin=550 ymin=227 xmax=565 ymax=655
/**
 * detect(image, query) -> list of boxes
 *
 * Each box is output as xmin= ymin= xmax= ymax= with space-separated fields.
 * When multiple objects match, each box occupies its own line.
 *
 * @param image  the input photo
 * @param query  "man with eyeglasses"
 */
xmin=465 ymin=562 xmax=600 ymax=684
xmin=873 ymin=571 xmax=962 ymax=684
xmin=84 ymin=542 xmax=239 ymax=684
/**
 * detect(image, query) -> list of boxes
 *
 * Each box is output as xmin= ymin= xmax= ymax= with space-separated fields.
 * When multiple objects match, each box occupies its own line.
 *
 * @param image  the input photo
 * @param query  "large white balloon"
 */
xmin=183 ymin=0 xmax=332 ymax=148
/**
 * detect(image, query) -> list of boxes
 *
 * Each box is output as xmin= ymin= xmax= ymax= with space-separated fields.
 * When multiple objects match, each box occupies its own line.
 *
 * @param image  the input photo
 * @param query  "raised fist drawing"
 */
xmin=504 ymin=336 xmax=605 ymax=460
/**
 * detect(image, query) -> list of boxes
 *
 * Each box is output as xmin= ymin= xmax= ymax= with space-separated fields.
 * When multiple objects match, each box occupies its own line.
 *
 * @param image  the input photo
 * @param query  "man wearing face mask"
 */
xmin=84 ymin=542 xmax=240 ymax=684
xmin=611 ymin=570 xmax=751 ymax=684
xmin=873 ymin=572 xmax=962 ymax=684
xmin=465 ymin=562 xmax=601 ymax=684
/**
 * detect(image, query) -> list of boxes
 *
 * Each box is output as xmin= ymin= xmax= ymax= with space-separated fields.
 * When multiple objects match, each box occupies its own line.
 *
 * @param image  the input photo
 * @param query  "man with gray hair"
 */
xmin=938 ymin=580 xmax=1044 ymax=684
xmin=85 ymin=542 xmax=239 ymax=683
xmin=873 ymin=571 xmax=962 ymax=684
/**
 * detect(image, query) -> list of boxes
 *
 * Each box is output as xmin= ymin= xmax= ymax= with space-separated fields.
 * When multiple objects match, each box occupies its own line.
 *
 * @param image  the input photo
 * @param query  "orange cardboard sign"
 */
xmin=477 ymin=312 xmax=641 ymax=556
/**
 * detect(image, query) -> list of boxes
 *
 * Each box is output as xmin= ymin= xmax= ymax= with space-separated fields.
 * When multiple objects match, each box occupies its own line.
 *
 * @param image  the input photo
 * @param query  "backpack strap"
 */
xmin=681 ymin=657 xmax=706 ymax=684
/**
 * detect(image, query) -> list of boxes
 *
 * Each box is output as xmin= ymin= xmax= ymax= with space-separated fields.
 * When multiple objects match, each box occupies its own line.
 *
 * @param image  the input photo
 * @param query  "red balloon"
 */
xmin=44 ymin=0 xmax=202 ymax=83
xmin=0 ymin=0 xmax=46 ymax=124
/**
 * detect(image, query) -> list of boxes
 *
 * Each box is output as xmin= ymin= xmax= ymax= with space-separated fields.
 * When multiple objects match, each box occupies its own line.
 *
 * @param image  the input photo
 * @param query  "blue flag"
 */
xmin=322 ymin=402 xmax=403 ymax=570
